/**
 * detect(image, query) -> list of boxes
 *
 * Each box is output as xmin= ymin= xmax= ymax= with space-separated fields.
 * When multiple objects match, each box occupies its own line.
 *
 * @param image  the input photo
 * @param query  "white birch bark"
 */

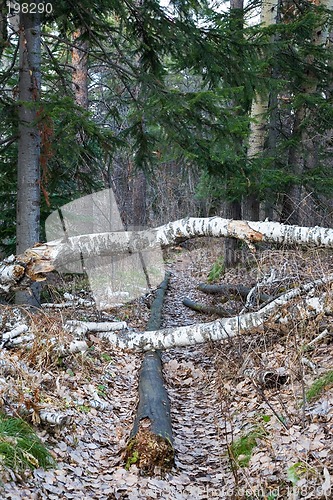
xmin=39 ymin=410 xmax=71 ymax=427
xmin=96 ymin=275 xmax=333 ymax=351
xmin=2 ymin=218 xmax=333 ymax=292
xmin=65 ymin=320 xmax=127 ymax=333
xmin=247 ymin=1 xmax=278 ymax=159
xmin=243 ymin=0 xmax=278 ymax=221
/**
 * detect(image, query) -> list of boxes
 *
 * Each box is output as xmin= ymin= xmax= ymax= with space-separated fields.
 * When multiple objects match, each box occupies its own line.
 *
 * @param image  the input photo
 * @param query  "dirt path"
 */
xmin=1 ymin=242 xmax=333 ymax=499
xmin=0 ymin=241 xmax=231 ymax=499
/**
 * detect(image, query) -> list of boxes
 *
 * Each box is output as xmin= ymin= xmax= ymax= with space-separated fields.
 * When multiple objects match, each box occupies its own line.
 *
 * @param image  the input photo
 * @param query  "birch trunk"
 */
xmin=3 ymin=218 xmax=333 ymax=293
xmin=98 ymin=275 xmax=333 ymax=351
xmin=244 ymin=0 xmax=278 ymax=221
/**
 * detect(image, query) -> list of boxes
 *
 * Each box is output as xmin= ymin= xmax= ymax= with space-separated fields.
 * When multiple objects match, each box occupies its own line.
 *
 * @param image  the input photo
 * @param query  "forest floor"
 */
xmin=0 ymin=239 xmax=332 ymax=499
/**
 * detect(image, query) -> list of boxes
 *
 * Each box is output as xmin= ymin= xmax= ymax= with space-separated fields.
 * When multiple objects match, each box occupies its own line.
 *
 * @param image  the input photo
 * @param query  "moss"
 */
xmin=230 ymin=427 xmax=267 ymax=468
xmin=305 ymin=369 xmax=333 ymax=403
xmin=125 ymin=421 xmax=174 ymax=474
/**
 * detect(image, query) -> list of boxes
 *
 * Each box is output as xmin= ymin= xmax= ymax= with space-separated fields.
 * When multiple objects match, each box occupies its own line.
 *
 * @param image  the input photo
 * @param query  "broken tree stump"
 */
xmin=125 ymin=272 xmax=174 ymax=473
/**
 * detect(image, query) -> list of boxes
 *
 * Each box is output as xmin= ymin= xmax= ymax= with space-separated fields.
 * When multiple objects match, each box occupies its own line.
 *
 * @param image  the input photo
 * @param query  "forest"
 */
xmin=0 ymin=0 xmax=333 ymax=498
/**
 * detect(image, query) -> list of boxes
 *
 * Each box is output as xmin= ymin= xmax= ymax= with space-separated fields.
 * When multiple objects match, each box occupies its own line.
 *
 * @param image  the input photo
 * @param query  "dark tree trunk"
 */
xmin=223 ymin=199 xmax=242 ymax=267
xmin=132 ymin=169 xmax=147 ymax=228
xmin=183 ymin=297 xmax=232 ymax=317
xmin=125 ymin=273 xmax=174 ymax=473
xmin=280 ymin=107 xmax=305 ymax=225
xmin=198 ymin=283 xmax=272 ymax=303
xmin=0 ymin=2 xmax=8 ymax=58
xmin=223 ymin=0 xmax=244 ymax=266
xmin=16 ymin=11 xmax=41 ymax=306
xmin=242 ymin=194 xmax=260 ymax=221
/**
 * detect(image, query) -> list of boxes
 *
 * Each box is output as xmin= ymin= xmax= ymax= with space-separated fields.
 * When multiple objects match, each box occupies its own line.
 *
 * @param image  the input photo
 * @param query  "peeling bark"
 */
xmin=2 ymin=218 xmax=333 ymax=294
xmin=99 ymin=275 xmax=333 ymax=351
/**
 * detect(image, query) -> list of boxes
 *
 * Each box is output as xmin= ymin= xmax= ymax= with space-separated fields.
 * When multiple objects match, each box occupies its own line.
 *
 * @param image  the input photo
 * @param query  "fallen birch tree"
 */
xmin=98 ymin=275 xmax=333 ymax=351
xmin=1 ymin=218 xmax=333 ymax=352
xmin=2 ymin=218 xmax=333 ymax=293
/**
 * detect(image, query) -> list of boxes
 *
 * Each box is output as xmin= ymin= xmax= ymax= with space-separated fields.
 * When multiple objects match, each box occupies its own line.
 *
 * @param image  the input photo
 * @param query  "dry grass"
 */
xmin=209 ymin=246 xmax=333 ymax=498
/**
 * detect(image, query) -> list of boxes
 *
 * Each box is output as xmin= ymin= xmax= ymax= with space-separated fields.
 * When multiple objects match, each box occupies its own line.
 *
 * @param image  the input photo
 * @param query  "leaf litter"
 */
xmin=0 ymin=240 xmax=332 ymax=498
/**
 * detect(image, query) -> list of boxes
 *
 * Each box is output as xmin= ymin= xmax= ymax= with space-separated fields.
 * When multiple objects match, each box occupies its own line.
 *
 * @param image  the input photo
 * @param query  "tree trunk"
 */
xmin=223 ymin=199 xmax=242 ymax=267
xmin=244 ymin=0 xmax=279 ymax=221
xmin=198 ymin=283 xmax=272 ymax=303
xmin=132 ymin=169 xmax=147 ymax=228
xmin=281 ymin=107 xmax=305 ymax=225
xmin=0 ymin=2 xmax=7 ymax=58
xmin=182 ymin=297 xmax=232 ymax=317
xmin=222 ymin=0 xmax=244 ymax=266
xmin=72 ymin=28 xmax=89 ymax=110
xmin=125 ymin=273 xmax=174 ymax=473
xmin=3 ymin=217 xmax=333 ymax=294
xmin=71 ymin=27 xmax=91 ymax=193
xmin=281 ymin=0 xmax=333 ymax=225
xmin=16 ymin=10 xmax=41 ymax=307
xmin=95 ymin=275 xmax=332 ymax=351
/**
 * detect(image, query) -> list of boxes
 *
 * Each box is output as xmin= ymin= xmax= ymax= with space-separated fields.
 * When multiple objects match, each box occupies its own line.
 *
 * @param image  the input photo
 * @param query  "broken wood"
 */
xmin=125 ymin=272 xmax=174 ymax=473
xmin=182 ymin=297 xmax=231 ymax=317
xmin=243 ymin=368 xmax=289 ymax=389
xmin=198 ymin=283 xmax=272 ymax=303
xmin=2 ymin=218 xmax=333 ymax=293
xmin=100 ymin=275 xmax=333 ymax=351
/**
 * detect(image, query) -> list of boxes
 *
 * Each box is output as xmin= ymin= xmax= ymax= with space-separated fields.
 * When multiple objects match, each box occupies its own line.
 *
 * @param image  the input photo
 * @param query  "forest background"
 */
xmin=1 ymin=0 xmax=333 ymax=279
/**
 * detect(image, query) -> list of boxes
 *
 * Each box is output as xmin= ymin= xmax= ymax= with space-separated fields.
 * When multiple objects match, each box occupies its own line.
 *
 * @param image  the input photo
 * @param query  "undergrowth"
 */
xmin=305 ymin=369 xmax=333 ymax=403
xmin=207 ymin=255 xmax=225 ymax=283
xmin=230 ymin=426 xmax=267 ymax=468
xmin=0 ymin=413 xmax=55 ymax=473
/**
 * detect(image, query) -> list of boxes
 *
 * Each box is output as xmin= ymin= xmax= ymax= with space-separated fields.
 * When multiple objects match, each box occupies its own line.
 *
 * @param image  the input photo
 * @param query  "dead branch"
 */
xmin=182 ymin=297 xmax=232 ymax=317
xmin=99 ymin=275 xmax=333 ymax=351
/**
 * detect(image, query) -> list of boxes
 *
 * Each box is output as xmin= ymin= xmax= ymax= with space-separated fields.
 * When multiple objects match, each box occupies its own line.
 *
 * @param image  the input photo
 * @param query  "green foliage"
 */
xmin=125 ymin=450 xmax=139 ymax=470
xmin=0 ymin=414 xmax=55 ymax=472
xmin=97 ymin=384 xmax=108 ymax=397
xmin=101 ymin=353 xmax=113 ymax=362
xmin=207 ymin=255 xmax=225 ymax=283
xmin=230 ymin=426 xmax=267 ymax=468
xmin=305 ymin=370 xmax=333 ymax=403
xmin=1 ymin=0 xmax=333 ymax=254
xmin=261 ymin=414 xmax=271 ymax=423
xmin=287 ymin=461 xmax=315 ymax=486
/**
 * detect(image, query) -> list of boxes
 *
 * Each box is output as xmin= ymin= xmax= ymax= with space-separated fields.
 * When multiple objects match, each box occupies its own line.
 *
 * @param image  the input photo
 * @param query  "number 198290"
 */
xmin=7 ymin=2 xmax=53 ymax=14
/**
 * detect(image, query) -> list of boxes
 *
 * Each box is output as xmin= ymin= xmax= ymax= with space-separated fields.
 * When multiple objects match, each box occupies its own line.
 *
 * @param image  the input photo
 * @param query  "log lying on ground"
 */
xmin=101 ymin=275 xmax=333 ymax=352
xmin=2 ymin=218 xmax=333 ymax=293
xmin=125 ymin=273 xmax=174 ymax=473
xmin=198 ymin=283 xmax=272 ymax=303
xmin=182 ymin=297 xmax=232 ymax=317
